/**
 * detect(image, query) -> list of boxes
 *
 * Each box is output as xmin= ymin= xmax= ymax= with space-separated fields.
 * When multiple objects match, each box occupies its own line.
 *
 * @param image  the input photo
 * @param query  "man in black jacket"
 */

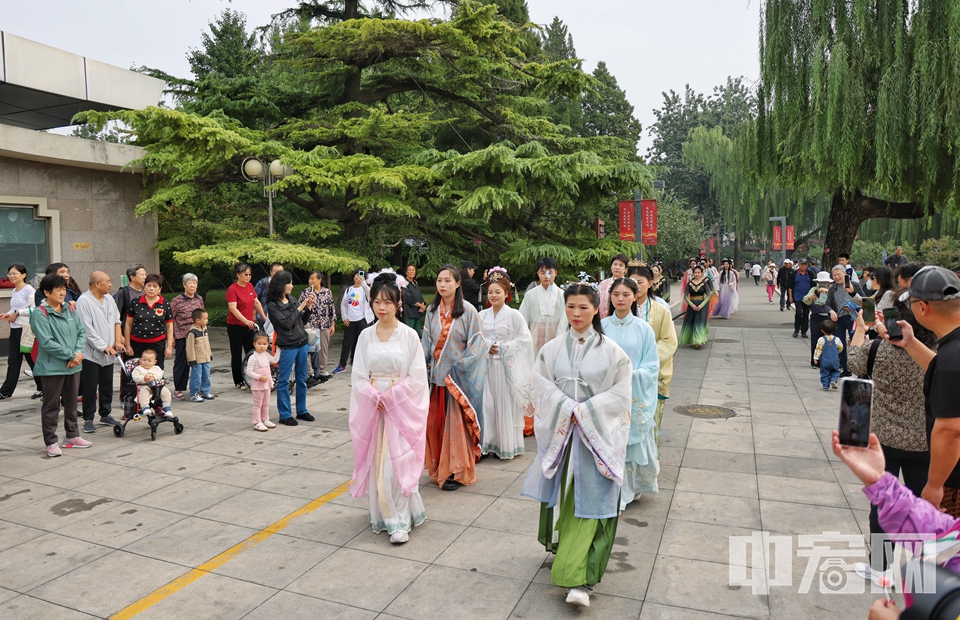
xmin=777 ymin=259 xmax=795 ymax=311
xmin=461 ymin=261 xmax=481 ymax=311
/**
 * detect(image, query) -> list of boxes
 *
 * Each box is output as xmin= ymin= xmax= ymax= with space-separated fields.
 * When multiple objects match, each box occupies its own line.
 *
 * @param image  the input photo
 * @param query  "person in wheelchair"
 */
xmin=131 ymin=348 xmax=173 ymax=418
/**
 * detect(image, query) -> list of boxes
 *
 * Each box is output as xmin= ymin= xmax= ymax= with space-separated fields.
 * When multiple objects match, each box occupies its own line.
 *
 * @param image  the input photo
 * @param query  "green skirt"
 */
xmin=679 ymin=306 xmax=710 ymax=346
xmin=537 ymin=450 xmax=619 ymax=588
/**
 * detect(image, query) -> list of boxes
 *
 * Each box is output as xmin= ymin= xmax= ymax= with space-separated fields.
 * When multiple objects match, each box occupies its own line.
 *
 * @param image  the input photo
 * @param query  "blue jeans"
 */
xmin=277 ymin=344 xmax=309 ymax=419
xmin=820 ymin=363 xmax=840 ymax=388
xmin=189 ymin=362 xmax=211 ymax=396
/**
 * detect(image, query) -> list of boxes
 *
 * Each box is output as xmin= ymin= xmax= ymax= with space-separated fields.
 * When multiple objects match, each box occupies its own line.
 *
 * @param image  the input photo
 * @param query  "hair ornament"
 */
xmin=366 ymin=268 xmax=408 ymax=289
xmin=627 ymin=258 xmax=646 ymax=267
xmin=562 ymin=272 xmax=600 ymax=292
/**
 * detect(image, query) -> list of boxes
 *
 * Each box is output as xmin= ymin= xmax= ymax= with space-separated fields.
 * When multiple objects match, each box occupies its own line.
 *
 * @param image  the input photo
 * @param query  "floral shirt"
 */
xmin=169 ymin=293 xmax=205 ymax=340
xmin=298 ymin=287 xmax=336 ymax=329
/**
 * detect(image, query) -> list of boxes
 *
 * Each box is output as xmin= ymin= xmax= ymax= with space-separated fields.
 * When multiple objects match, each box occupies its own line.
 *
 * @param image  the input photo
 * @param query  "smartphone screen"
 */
xmin=883 ymin=307 xmax=903 ymax=340
xmin=862 ymin=297 xmax=876 ymax=324
xmin=839 ymin=378 xmax=873 ymax=448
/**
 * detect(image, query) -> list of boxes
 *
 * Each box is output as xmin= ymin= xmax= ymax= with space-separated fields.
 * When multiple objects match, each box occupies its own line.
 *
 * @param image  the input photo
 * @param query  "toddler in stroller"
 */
xmin=116 ymin=349 xmax=184 ymax=440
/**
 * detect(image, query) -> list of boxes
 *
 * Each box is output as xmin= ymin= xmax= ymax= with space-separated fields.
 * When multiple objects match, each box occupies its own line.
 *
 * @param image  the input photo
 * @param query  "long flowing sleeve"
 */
xmin=498 ymin=308 xmax=536 ymax=413
xmin=635 ymin=323 xmax=660 ymax=430
xmin=865 ymin=473 xmax=960 ymax=555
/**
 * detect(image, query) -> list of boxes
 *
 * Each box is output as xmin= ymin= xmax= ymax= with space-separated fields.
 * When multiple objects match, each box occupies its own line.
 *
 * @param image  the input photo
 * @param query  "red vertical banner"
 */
xmin=618 ymin=201 xmax=635 ymax=241
xmin=785 ymin=225 xmax=795 ymax=250
xmin=773 ymin=225 xmax=783 ymax=251
xmin=700 ymin=241 xmax=707 ymax=256
xmin=708 ymin=237 xmax=716 ymax=253
xmin=640 ymin=199 xmax=658 ymax=246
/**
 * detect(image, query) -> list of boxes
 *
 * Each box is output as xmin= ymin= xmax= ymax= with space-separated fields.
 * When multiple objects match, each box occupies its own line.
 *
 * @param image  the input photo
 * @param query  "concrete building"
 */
xmin=0 ymin=32 xmax=165 ymax=343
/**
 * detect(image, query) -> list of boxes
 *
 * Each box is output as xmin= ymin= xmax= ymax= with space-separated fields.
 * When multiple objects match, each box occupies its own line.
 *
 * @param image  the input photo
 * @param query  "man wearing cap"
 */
xmin=460 ymin=261 xmax=481 ymax=311
xmin=777 ymin=259 xmax=794 ymax=311
xmin=790 ymin=258 xmax=815 ymax=338
xmin=886 ymin=266 xmax=960 ymax=517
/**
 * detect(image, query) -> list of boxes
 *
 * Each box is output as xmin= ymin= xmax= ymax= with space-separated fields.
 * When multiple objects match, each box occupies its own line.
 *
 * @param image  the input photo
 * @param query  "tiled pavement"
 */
xmin=0 ymin=286 xmax=886 ymax=619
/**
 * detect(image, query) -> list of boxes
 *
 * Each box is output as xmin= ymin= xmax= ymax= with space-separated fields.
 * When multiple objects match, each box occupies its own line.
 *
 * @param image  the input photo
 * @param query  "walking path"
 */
xmin=0 ymin=285 xmax=882 ymax=619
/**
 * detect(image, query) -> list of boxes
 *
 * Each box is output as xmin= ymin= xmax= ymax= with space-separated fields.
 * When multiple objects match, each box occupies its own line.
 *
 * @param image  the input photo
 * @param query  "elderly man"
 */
xmin=77 ymin=271 xmax=123 ymax=433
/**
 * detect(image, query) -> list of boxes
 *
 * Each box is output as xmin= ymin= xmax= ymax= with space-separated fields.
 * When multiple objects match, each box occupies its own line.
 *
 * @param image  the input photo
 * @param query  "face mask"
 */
xmin=865 ymin=279 xmax=873 ymax=291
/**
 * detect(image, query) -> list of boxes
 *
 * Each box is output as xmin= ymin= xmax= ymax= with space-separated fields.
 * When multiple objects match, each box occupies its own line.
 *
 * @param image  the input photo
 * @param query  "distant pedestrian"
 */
xmin=335 ymin=269 xmax=373 ymax=374
xmin=751 ymin=262 xmax=762 ymax=285
xmin=885 ymin=246 xmax=908 ymax=270
xmin=777 ymin=259 xmax=794 ymax=311
xmin=255 ymin=262 xmax=284 ymax=312
xmin=791 ymin=258 xmax=815 ymax=338
xmin=762 ymin=263 xmax=777 ymax=303
xmin=813 ymin=319 xmax=843 ymax=390
xmin=401 ymin=264 xmax=427 ymax=333
xmin=460 ymin=261 xmax=482 ymax=311
xmin=679 ymin=265 xmax=714 ymax=349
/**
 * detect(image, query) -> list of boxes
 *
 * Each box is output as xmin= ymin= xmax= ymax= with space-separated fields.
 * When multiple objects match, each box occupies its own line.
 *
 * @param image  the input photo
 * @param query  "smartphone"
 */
xmin=883 ymin=307 xmax=903 ymax=340
xmin=862 ymin=297 xmax=876 ymax=325
xmin=358 ymin=270 xmax=365 ymax=277
xmin=838 ymin=378 xmax=873 ymax=448
xmin=844 ymin=274 xmax=851 ymax=288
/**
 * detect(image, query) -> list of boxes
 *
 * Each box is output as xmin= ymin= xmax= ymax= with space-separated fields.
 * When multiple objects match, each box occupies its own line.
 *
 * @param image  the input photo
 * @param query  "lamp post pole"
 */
xmin=769 ymin=216 xmax=787 ymax=265
xmin=242 ymin=158 xmax=290 ymax=237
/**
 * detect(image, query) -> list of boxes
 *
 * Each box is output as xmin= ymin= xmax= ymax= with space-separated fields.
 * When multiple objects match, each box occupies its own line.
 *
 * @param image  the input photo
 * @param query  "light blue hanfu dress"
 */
xmin=601 ymin=312 xmax=660 ymax=510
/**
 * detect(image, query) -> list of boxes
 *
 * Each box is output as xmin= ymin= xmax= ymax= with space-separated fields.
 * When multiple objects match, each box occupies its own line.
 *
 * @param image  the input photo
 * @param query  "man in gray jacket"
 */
xmin=77 ymin=271 xmax=123 ymax=433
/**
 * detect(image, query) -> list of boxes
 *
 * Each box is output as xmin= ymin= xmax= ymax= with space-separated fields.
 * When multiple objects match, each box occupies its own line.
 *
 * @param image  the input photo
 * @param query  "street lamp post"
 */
xmin=241 ymin=157 xmax=290 ymax=237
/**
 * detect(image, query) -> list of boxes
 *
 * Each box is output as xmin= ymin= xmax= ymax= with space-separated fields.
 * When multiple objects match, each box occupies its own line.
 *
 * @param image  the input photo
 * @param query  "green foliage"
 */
xmin=646 ymin=193 xmax=708 ymax=267
xmin=77 ymin=0 xmax=649 ymax=278
xmin=919 ymin=237 xmax=960 ymax=270
xmin=580 ymin=62 xmax=641 ymax=155
xmin=849 ymin=239 xmax=888 ymax=269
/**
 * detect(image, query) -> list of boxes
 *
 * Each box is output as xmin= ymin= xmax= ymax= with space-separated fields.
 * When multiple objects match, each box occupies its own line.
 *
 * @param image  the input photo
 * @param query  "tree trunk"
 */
xmin=822 ymin=190 xmax=926 ymax=259
xmin=733 ymin=229 xmax=741 ymax=270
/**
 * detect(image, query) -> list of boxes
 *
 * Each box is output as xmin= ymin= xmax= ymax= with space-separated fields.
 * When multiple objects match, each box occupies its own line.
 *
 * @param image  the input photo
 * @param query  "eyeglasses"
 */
xmin=903 ymin=298 xmax=923 ymax=310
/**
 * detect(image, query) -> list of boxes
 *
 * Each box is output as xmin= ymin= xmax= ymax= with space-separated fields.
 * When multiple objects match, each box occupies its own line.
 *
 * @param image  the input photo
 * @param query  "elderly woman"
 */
xmin=169 ymin=273 xmax=205 ymax=399
xmin=123 ymin=274 xmax=174 ymax=368
xmin=824 ymin=264 xmax=865 ymax=373
xmin=31 ymin=274 xmax=90 ymax=457
xmin=298 ymin=271 xmax=336 ymax=382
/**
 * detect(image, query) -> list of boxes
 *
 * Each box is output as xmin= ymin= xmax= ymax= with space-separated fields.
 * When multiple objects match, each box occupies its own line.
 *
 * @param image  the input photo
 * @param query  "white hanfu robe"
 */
xmin=478 ymin=305 xmax=535 ymax=459
xmin=522 ymin=327 xmax=632 ymax=520
xmin=349 ymin=324 xmax=429 ymax=535
xmin=519 ymin=283 xmax=568 ymax=355
xmin=601 ymin=313 xmax=660 ymax=510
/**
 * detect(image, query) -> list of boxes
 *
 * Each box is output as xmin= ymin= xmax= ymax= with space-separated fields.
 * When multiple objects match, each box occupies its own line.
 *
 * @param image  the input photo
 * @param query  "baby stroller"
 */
xmin=115 ymin=356 xmax=184 ymax=440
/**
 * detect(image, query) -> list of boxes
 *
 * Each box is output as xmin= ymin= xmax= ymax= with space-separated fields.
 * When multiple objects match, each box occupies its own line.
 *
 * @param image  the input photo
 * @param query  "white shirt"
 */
xmin=534 ymin=284 xmax=560 ymax=317
xmin=9 ymin=285 xmax=35 ymax=328
xmin=751 ymin=264 xmax=762 ymax=276
xmin=344 ymin=286 xmax=368 ymax=322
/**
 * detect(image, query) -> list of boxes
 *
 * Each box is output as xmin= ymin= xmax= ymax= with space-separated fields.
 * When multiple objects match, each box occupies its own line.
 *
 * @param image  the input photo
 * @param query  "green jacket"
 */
xmin=30 ymin=301 xmax=86 ymax=376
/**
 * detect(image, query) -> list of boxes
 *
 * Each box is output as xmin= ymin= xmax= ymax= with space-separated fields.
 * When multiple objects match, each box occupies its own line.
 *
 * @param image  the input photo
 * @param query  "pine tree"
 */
xmin=580 ymin=61 xmax=641 ymax=155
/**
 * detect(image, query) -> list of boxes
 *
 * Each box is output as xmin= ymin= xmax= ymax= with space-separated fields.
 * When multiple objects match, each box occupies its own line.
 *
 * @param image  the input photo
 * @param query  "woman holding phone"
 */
xmin=847 ymin=298 xmax=937 ymax=585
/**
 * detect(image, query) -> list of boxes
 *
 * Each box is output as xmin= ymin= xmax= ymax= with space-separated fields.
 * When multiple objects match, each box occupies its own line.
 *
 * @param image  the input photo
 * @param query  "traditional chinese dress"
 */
xmin=680 ymin=278 xmax=714 ymax=346
xmin=711 ymin=268 xmax=740 ymax=319
xmin=634 ymin=295 xmax=679 ymax=449
xmin=602 ymin=312 xmax=660 ymax=510
xmin=349 ymin=323 xmax=429 ymax=535
xmin=522 ymin=326 xmax=632 ymax=590
xmin=478 ymin=305 xmax=535 ymax=459
xmin=519 ymin=283 xmax=568 ymax=354
xmin=421 ymin=300 xmax=486 ymax=488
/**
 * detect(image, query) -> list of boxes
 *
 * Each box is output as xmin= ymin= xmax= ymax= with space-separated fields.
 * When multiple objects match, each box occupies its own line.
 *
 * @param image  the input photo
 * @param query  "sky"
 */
xmin=3 ymin=0 xmax=761 ymax=152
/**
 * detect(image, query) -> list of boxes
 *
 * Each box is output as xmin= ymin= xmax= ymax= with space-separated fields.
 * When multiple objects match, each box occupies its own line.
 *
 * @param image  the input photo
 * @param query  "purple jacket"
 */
xmin=865 ymin=472 xmax=960 ymax=578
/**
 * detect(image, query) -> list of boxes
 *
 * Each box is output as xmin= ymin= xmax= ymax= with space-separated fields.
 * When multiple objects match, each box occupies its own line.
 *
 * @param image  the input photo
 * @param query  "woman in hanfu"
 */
xmin=678 ymin=257 xmax=698 ymax=314
xmin=522 ymin=283 xmax=633 ymax=608
xmin=349 ymin=272 xmax=429 ymax=544
xmin=679 ymin=265 xmax=715 ymax=349
xmin=421 ymin=264 xmax=486 ymax=491
xmin=478 ymin=268 xmax=535 ymax=459
xmin=601 ymin=277 xmax=660 ymax=510
xmin=650 ymin=262 xmax=671 ymax=303
xmin=711 ymin=258 xmax=740 ymax=319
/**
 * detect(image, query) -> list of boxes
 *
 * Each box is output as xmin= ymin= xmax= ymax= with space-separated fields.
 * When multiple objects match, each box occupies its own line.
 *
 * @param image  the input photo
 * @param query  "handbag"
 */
xmin=19 ymin=315 xmax=34 ymax=353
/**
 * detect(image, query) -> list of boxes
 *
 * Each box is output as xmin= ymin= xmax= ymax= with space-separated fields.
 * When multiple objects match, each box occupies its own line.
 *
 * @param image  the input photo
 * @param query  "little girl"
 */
xmin=245 ymin=332 xmax=280 ymax=431
xmin=131 ymin=349 xmax=173 ymax=418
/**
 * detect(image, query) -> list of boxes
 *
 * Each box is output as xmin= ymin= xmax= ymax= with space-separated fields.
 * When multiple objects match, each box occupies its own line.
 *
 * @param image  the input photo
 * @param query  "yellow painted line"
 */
xmin=110 ymin=481 xmax=351 ymax=620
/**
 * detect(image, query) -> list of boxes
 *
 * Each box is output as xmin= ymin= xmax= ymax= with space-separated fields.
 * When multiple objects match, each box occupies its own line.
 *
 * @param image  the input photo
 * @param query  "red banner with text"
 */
xmin=709 ymin=237 xmax=716 ymax=253
xmin=773 ymin=225 xmax=783 ymax=251
xmin=640 ymin=199 xmax=658 ymax=245
xmin=785 ymin=225 xmax=795 ymax=250
xmin=618 ymin=201 xmax=635 ymax=241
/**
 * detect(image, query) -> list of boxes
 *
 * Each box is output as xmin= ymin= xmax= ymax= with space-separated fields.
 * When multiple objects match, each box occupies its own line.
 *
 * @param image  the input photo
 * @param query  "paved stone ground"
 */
xmin=0 ymin=285 xmax=887 ymax=619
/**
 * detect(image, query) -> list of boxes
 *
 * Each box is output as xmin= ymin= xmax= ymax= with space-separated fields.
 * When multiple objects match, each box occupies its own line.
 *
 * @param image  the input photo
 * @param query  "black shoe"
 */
xmin=318 ymin=374 xmax=332 ymax=383
xmin=792 ymin=331 xmax=799 ymax=338
xmin=296 ymin=412 xmax=315 ymax=422
xmin=0 ymin=393 xmax=8 ymax=400
xmin=441 ymin=475 xmax=462 ymax=491
xmin=840 ymin=370 xmax=852 ymax=378
xmin=305 ymin=377 xmax=322 ymax=388
xmin=278 ymin=417 xmax=298 ymax=426
xmin=31 ymin=391 xmax=43 ymax=399
xmin=801 ymin=333 xmax=809 ymax=339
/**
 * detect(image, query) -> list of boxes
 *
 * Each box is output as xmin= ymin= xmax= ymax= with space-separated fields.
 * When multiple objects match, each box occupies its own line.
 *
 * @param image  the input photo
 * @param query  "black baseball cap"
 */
xmin=798 ymin=257 xmax=809 ymax=264
xmin=462 ymin=260 xmax=477 ymax=269
xmin=899 ymin=266 xmax=960 ymax=302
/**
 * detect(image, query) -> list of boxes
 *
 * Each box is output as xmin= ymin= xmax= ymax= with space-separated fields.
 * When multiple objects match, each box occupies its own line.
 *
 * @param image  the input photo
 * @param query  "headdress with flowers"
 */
xmin=562 ymin=271 xmax=601 ymax=292
xmin=366 ymin=268 xmax=408 ymax=290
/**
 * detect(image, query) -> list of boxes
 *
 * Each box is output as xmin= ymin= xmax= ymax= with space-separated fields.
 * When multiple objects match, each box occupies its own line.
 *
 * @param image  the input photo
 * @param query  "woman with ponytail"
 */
xmin=522 ymin=283 xmax=632 ymax=608
xmin=349 ymin=271 xmax=429 ymax=544
xmin=421 ymin=264 xmax=486 ymax=491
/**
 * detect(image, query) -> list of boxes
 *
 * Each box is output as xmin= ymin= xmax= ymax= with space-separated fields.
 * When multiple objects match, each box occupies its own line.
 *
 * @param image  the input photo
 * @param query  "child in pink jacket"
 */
xmin=833 ymin=430 xmax=960 ymax=619
xmin=245 ymin=333 xmax=280 ymax=431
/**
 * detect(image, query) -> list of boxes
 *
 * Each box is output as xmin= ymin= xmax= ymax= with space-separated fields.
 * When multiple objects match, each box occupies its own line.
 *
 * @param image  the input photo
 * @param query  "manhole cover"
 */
xmin=712 ymin=339 xmax=739 ymax=343
xmin=673 ymin=405 xmax=738 ymax=419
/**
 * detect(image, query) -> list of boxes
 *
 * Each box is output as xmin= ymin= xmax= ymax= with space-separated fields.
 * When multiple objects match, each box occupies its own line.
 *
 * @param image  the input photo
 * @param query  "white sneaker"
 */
xmin=389 ymin=531 xmax=409 ymax=544
xmin=854 ymin=562 xmax=893 ymax=588
xmin=565 ymin=587 xmax=590 ymax=607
